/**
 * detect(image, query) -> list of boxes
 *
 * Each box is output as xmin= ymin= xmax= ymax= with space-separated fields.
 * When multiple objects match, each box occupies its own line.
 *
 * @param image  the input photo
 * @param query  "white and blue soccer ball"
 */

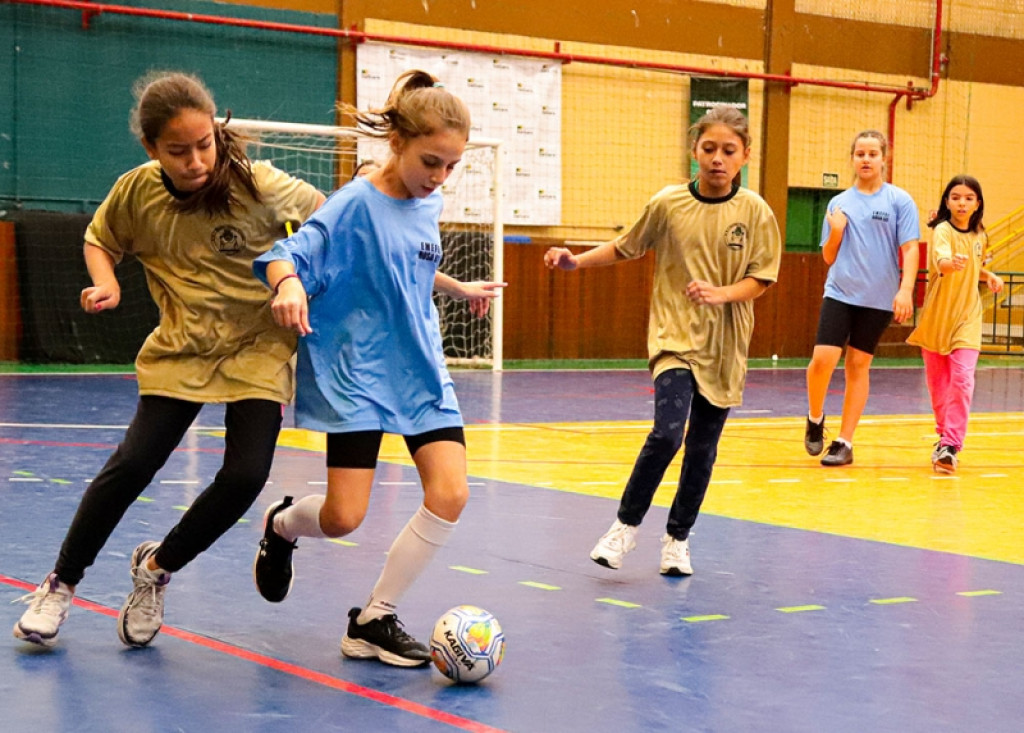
xmin=430 ymin=605 xmax=505 ymax=683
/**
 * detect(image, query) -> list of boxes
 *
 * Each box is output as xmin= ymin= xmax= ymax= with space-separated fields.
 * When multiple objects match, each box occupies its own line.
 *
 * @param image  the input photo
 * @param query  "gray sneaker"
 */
xmin=804 ymin=415 xmax=827 ymax=456
xmin=933 ymin=445 xmax=958 ymax=474
xmin=820 ymin=440 xmax=853 ymax=466
xmin=117 ymin=541 xmax=170 ymax=648
xmin=12 ymin=573 xmax=73 ymax=647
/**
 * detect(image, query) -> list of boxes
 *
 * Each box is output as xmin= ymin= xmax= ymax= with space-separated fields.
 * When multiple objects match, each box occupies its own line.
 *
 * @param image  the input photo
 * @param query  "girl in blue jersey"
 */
xmin=803 ymin=130 xmax=920 ymax=466
xmin=251 ymin=70 xmax=504 ymax=667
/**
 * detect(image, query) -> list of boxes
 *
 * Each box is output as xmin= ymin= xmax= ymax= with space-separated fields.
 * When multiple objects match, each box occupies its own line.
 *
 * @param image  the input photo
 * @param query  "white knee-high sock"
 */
xmin=275 ymin=494 xmax=327 ymax=542
xmin=358 ymin=505 xmax=456 ymax=623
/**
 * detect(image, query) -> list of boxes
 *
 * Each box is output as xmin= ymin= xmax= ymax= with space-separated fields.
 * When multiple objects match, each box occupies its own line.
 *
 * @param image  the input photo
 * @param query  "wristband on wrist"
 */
xmin=273 ymin=273 xmax=300 ymax=296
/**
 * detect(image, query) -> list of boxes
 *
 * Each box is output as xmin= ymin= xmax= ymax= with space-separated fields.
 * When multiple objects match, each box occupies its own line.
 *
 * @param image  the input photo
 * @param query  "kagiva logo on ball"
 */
xmin=430 ymin=605 xmax=505 ymax=683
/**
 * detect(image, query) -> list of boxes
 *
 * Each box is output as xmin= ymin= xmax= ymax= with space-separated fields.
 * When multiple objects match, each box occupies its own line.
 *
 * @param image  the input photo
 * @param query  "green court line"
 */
xmin=327 ymin=538 xmax=358 ymax=547
xmin=136 ymin=496 xmax=155 ymax=503
xmin=450 ymin=566 xmax=489 ymax=575
xmin=14 ymin=470 xmax=35 ymax=476
xmin=519 ymin=581 xmax=561 ymax=591
xmin=956 ymin=589 xmax=1002 ymax=597
xmin=596 ymin=597 xmax=641 ymax=608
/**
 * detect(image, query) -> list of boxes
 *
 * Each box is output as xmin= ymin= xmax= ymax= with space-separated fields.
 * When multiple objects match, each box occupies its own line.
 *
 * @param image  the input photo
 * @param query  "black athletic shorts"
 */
xmin=326 ymin=427 xmax=466 ymax=469
xmin=814 ymin=296 xmax=892 ymax=355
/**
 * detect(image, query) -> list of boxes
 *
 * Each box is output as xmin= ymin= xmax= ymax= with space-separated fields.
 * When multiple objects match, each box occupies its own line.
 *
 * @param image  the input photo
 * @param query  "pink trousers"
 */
xmin=921 ymin=347 xmax=979 ymax=450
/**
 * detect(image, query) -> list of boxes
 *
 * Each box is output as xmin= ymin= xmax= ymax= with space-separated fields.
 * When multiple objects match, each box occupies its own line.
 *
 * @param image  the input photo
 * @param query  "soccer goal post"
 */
xmin=223 ymin=117 xmax=504 ymax=370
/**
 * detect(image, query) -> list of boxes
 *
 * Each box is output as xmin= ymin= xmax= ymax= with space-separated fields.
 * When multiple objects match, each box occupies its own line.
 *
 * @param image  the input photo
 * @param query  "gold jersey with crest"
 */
xmin=85 ymin=159 xmax=322 ymax=403
xmin=613 ymin=182 xmax=781 ymax=408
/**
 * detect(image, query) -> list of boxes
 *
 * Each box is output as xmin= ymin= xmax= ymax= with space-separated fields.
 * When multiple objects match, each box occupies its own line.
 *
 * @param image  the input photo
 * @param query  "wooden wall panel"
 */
xmin=502 ymin=244 xmax=825 ymax=361
xmin=0 ymin=221 xmax=18 ymax=360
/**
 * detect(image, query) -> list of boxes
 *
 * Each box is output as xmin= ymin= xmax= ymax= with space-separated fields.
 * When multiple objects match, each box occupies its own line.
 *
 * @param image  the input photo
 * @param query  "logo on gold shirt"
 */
xmin=211 ymin=225 xmax=246 ymax=255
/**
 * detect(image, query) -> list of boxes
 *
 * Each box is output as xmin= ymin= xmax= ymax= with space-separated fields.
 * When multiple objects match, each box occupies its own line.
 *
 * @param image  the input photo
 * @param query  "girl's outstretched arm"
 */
xmin=544 ymin=241 xmax=624 ymax=271
xmin=434 ymin=272 xmax=507 ymax=318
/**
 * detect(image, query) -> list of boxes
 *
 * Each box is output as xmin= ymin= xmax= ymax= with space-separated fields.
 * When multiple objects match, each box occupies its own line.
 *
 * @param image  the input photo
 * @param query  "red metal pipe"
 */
xmin=14 ymin=0 xmax=941 ymax=100
xmin=887 ymin=0 xmax=943 ymax=180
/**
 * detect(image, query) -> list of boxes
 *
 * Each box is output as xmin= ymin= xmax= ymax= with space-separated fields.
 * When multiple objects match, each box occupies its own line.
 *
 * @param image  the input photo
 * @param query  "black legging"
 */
xmin=54 ymin=395 xmax=283 ymax=586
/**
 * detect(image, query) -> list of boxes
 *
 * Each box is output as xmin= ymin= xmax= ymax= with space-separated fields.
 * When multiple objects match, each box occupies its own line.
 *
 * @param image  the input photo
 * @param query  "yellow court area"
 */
xmin=276 ymin=412 xmax=1024 ymax=566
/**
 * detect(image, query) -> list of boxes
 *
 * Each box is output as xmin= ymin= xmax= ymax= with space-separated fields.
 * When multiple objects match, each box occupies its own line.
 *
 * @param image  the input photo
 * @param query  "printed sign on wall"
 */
xmin=357 ymin=43 xmax=563 ymax=226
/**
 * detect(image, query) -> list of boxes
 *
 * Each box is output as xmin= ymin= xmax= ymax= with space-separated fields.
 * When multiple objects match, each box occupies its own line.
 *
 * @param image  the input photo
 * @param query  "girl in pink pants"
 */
xmin=907 ymin=175 xmax=1004 ymax=473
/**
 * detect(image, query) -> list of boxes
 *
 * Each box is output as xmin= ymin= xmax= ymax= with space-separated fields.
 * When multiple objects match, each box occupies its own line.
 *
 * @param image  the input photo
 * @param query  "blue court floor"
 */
xmin=2 ymin=366 xmax=1023 ymax=732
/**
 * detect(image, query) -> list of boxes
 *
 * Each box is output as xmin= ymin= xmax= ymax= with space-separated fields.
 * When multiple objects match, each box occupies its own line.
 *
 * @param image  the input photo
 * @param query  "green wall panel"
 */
xmin=3 ymin=0 xmax=338 ymax=212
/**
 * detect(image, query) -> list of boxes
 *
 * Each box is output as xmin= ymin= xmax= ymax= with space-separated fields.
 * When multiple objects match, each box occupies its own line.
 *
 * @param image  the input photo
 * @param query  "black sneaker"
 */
xmin=340 ymin=607 xmax=430 ymax=667
xmin=933 ymin=445 xmax=958 ymax=474
xmin=253 ymin=496 xmax=297 ymax=603
xmin=804 ymin=415 xmax=826 ymax=456
xmin=820 ymin=440 xmax=853 ymax=466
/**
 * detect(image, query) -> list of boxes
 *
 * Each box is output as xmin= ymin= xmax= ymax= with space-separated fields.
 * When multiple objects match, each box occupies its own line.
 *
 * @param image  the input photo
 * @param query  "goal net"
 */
xmin=224 ymin=118 xmax=504 ymax=370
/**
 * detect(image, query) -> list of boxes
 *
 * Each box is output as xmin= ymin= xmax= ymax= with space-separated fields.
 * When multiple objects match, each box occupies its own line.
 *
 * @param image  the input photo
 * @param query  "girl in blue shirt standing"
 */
xmin=251 ymin=70 xmax=504 ymax=667
xmin=803 ymin=130 xmax=920 ymax=466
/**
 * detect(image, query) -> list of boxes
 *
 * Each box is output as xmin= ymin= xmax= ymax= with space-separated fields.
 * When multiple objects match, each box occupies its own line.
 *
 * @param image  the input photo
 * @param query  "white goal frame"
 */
xmin=222 ymin=117 xmax=504 ymax=370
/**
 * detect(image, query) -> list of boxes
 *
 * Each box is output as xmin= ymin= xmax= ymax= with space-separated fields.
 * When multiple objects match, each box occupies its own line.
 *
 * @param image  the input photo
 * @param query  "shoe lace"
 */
xmin=605 ymin=524 xmax=634 ymax=551
xmin=130 ymin=571 xmax=167 ymax=620
xmin=661 ymin=537 xmax=687 ymax=563
xmin=378 ymin=615 xmax=415 ymax=643
xmin=13 ymin=582 xmax=68 ymax=615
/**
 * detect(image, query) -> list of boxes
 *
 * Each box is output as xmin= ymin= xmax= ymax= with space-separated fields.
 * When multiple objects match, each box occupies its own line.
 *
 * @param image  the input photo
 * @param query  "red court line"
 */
xmin=3 ymin=574 xmax=505 ymax=733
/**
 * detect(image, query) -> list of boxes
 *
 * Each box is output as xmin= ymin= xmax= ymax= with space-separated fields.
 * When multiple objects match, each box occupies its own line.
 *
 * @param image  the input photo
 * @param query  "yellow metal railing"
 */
xmin=985 ymin=205 xmax=1024 ymax=270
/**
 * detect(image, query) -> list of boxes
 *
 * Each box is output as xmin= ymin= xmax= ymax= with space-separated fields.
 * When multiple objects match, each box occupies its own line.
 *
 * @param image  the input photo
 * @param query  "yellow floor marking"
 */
xmin=776 ymin=605 xmax=826 ymax=613
xmin=597 ymin=598 xmax=641 ymax=608
xmin=869 ymin=597 xmax=918 ymax=605
xmin=520 ymin=581 xmax=561 ymax=591
xmin=451 ymin=566 xmax=488 ymax=575
xmin=273 ymin=413 xmax=1024 ymax=565
xmin=682 ymin=614 xmax=730 ymax=623
xmin=956 ymin=590 xmax=1001 ymax=597
xmin=327 ymin=538 xmax=357 ymax=547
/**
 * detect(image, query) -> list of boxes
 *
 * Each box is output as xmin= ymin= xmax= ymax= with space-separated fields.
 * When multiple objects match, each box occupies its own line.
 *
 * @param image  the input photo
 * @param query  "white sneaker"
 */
xmin=660 ymin=535 xmax=693 ymax=576
xmin=12 ymin=573 xmax=73 ymax=647
xmin=117 ymin=541 xmax=171 ymax=648
xmin=590 ymin=519 xmax=638 ymax=570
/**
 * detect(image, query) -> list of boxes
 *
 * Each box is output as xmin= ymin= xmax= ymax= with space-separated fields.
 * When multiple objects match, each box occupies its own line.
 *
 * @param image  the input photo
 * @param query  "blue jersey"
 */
xmin=820 ymin=183 xmax=920 ymax=311
xmin=254 ymin=177 xmax=462 ymax=434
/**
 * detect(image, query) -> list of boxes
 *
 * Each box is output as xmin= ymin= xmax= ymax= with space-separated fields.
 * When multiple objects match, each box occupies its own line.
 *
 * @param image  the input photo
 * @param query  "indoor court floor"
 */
xmin=2 ymin=366 xmax=1023 ymax=732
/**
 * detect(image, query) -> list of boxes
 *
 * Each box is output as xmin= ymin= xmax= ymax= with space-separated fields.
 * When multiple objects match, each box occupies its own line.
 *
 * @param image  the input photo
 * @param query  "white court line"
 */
xmin=981 ymin=473 xmax=1009 ymax=478
xmin=769 ymin=478 xmax=801 ymax=483
xmin=8 ymin=477 xmax=43 ymax=482
xmin=824 ymin=478 xmax=856 ymax=483
xmin=159 ymin=480 xmax=199 ymax=485
xmin=879 ymin=477 xmax=910 ymax=482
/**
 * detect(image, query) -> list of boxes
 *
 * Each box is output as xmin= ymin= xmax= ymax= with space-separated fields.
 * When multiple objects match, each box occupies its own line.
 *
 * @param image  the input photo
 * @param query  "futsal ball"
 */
xmin=430 ymin=605 xmax=505 ymax=683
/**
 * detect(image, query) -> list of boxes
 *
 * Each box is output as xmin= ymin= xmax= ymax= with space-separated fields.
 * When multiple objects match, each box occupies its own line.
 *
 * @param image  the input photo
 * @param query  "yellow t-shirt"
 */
xmin=85 ymin=160 xmax=322 ymax=403
xmin=613 ymin=183 xmax=782 ymax=407
xmin=906 ymin=221 xmax=985 ymax=353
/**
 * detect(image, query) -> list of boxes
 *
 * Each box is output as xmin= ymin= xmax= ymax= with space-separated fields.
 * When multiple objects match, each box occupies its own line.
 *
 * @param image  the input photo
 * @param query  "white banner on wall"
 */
xmin=356 ymin=43 xmax=562 ymax=226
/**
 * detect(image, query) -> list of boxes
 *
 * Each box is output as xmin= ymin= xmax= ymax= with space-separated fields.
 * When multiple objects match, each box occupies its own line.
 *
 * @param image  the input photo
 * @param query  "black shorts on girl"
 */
xmin=326 ymin=427 xmax=466 ymax=468
xmin=815 ymin=296 xmax=893 ymax=355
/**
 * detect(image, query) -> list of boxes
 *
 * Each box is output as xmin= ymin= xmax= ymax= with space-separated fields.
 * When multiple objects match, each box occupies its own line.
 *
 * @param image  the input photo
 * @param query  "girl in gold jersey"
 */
xmin=545 ymin=106 xmax=781 ymax=577
xmin=907 ymin=175 xmax=1003 ymax=473
xmin=13 ymin=71 xmax=324 ymax=650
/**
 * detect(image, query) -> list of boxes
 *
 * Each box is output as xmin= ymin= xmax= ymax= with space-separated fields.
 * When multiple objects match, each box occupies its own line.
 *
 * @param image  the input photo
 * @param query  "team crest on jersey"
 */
xmin=211 ymin=225 xmax=246 ymax=255
xmin=724 ymin=223 xmax=747 ymax=250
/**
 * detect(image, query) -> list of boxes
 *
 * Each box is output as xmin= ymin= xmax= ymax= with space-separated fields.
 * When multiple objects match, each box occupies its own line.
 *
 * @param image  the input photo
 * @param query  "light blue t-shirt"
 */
xmin=820 ymin=183 xmax=920 ymax=311
xmin=253 ymin=177 xmax=462 ymax=435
